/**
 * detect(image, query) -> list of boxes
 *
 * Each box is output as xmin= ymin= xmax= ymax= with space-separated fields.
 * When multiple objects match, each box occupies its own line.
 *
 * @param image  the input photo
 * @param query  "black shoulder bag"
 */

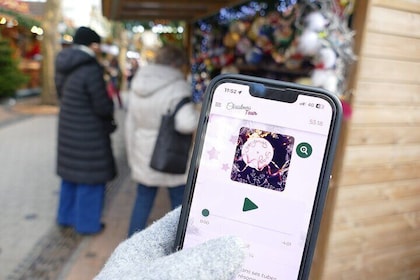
xmin=150 ymin=97 xmax=193 ymax=174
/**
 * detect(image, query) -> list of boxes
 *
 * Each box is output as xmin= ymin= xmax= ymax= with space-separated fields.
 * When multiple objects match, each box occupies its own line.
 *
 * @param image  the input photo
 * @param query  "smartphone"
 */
xmin=175 ymin=74 xmax=342 ymax=279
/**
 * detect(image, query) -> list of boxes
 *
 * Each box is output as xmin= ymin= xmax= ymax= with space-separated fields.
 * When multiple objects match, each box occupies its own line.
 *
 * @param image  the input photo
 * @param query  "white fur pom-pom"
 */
xmin=318 ymin=48 xmax=337 ymax=69
xmin=297 ymin=30 xmax=321 ymax=56
xmin=311 ymin=69 xmax=329 ymax=86
xmin=305 ymin=11 xmax=328 ymax=32
xmin=323 ymin=73 xmax=338 ymax=93
xmin=311 ymin=69 xmax=338 ymax=93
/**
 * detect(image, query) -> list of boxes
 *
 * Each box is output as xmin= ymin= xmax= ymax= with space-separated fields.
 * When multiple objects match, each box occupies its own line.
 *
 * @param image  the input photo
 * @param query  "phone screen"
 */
xmin=177 ymin=76 xmax=341 ymax=279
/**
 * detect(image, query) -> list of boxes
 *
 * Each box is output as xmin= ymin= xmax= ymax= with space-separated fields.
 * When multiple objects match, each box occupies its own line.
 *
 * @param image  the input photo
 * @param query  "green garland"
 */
xmin=0 ymin=7 xmax=41 ymax=30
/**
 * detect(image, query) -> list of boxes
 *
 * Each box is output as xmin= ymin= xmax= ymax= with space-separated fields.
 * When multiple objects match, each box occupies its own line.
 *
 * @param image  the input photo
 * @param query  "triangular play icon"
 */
xmin=242 ymin=197 xmax=258 ymax=212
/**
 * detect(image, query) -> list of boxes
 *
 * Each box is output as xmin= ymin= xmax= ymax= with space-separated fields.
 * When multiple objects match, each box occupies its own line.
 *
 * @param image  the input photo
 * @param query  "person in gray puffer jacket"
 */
xmin=54 ymin=26 xmax=116 ymax=234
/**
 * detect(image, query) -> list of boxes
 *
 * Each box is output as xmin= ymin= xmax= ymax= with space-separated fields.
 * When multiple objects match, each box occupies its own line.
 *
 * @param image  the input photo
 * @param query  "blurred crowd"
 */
xmin=54 ymin=26 xmax=199 ymax=237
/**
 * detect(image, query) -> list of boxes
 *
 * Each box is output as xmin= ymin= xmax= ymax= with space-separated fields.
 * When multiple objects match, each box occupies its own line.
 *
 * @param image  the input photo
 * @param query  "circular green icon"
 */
xmin=296 ymin=142 xmax=313 ymax=158
xmin=202 ymin=209 xmax=210 ymax=217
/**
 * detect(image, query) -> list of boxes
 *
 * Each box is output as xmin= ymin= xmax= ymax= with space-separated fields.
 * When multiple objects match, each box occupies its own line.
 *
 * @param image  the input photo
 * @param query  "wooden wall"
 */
xmin=315 ymin=0 xmax=420 ymax=279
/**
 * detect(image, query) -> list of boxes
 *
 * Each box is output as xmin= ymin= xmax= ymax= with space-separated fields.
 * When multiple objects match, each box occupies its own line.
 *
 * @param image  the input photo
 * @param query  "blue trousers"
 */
xmin=57 ymin=179 xmax=105 ymax=234
xmin=128 ymin=183 xmax=185 ymax=237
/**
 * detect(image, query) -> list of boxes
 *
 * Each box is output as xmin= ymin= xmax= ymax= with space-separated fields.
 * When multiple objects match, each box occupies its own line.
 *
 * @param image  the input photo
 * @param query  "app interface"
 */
xmin=182 ymin=82 xmax=334 ymax=279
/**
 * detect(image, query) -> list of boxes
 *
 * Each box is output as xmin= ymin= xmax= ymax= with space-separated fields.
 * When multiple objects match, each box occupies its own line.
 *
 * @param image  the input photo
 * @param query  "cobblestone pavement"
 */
xmin=0 ymin=96 xmax=171 ymax=280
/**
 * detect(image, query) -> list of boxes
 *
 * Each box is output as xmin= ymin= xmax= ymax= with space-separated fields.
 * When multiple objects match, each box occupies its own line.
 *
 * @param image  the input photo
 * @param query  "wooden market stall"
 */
xmin=0 ymin=0 xmax=44 ymax=94
xmin=102 ymin=0 xmax=420 ymax=278
xmin=312 ymin=0 xmax=420 ymax=278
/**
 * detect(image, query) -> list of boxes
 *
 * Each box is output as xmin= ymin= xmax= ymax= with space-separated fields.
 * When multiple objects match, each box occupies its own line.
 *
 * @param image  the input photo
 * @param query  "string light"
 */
xmin=30 ymin=25 xmax=43 ymax=35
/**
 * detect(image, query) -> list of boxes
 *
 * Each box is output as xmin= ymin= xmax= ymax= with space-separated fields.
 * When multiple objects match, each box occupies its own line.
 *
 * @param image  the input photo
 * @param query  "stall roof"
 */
xmin=102 ymin=0 xmax=248 ymax=22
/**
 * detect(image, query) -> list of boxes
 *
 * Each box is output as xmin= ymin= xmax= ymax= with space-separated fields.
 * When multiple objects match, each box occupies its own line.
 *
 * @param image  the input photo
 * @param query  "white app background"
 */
xmin=183 ymin=83 xmax=332 ymax=279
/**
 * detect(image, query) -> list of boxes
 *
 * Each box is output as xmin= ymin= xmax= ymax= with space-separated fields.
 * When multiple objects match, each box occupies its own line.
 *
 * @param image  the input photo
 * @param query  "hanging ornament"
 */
xmin=304 ymin=11 xmax=329 ymax=32
xmin=236 ymin=37 xmax=252 ymax=55
xmin=204 ymin=58 xmax=214 ymax=72
xmin=259 ymin=24 xmax=274 ymax=37
xmin=291 ymin=2 xmax=356 ymax=97
xmin=296 ymin=10 xmax=328 ymax=56
xmin=245 ymin=47 xmax=263 ymax=65
xmin=229 ymin=20 xmax=248 ymax=35
xmin=221 ymin=64 xmax=239 ymax=74
xmin=341 ymin=98 xmax=353 ymax=120
xmin=311 ymin=69 xmax=338 ymax=93
xmin=247 ymin=17 xmax=265 ymax=41
xmin=314 ymin=47 xmax=337 ymax=69
xmin=223 ymin=32 xmax=240 ymax=48
xmin=219 ymin=52 xmax=235 ymax=67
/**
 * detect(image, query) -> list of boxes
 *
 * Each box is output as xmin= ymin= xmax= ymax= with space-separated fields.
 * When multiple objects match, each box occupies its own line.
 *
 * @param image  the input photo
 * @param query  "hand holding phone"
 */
xmin=95 ymin=207 xmax=246 ymax=280
xmin=175 ymin=74 xmax=342 ymax=279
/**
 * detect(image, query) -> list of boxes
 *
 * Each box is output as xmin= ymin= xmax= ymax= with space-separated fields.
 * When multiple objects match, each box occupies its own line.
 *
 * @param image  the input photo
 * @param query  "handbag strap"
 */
xmin=171 ymin=96 xmax=192 ymax=117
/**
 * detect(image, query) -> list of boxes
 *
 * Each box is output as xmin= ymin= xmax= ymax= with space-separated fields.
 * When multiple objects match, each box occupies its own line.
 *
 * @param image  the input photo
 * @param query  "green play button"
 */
xmin=243 ymin=197 xmax=258 ymax=212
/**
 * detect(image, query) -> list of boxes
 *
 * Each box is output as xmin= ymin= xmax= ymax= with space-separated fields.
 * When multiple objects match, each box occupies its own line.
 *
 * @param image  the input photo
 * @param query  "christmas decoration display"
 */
xmin=190 ymin=0 xmax=355 ymax=104
xmin=295 ymin=1 xmax=356 ymax=99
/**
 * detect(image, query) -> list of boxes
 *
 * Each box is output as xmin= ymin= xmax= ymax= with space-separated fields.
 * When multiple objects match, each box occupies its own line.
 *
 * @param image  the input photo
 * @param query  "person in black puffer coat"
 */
xmin=54 ymin=26 xmax=116 ymax=234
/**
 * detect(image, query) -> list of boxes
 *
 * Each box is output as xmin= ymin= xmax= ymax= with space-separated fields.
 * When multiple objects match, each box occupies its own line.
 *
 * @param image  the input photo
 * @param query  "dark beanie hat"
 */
xmin=73 ymin=27 xmax=101 ymax=46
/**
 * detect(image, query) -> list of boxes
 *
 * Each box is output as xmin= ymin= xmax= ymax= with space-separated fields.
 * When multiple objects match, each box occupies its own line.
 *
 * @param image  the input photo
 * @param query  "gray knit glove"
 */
xmin=95 ymin=207 xmax=246 ymax=280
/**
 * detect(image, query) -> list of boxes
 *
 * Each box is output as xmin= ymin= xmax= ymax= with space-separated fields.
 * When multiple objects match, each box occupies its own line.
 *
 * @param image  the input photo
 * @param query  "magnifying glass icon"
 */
xmin=296 ymin=142 xmax=312 ymax=158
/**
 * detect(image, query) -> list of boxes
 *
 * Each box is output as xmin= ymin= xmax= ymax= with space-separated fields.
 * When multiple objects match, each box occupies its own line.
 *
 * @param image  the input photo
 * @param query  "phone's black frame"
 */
xmin=174 ymin=74 xmax=343 ymax=279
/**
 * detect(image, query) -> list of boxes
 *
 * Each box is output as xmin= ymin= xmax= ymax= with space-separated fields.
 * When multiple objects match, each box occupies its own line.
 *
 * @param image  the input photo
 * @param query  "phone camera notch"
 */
xmin=249 ymin=83 xmax=266 ymax=97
